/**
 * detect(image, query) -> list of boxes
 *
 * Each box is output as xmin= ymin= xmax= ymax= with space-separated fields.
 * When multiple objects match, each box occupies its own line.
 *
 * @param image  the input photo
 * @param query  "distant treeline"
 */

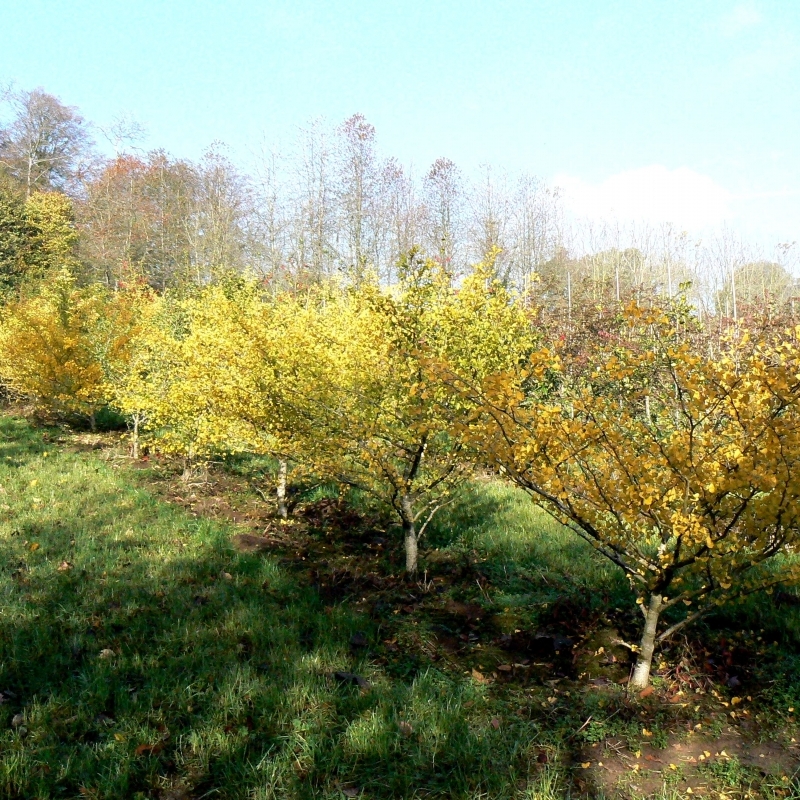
xmin=0 ymin=84 xmax=797 ymax=317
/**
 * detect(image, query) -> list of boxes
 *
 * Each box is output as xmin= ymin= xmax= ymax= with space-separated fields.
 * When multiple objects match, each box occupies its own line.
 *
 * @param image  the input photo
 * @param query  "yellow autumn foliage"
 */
xmin=463 ymin=303 xmax=800 ymax=688
xmin=0 ymin=270 xmax=144 ymax=427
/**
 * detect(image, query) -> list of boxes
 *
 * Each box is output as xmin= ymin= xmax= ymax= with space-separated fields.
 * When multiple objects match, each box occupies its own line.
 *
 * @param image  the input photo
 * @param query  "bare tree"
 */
xmin=286 ymin=120 xmax=335 ymax=284
xmin=0 ymin=87 xmax=94 ymax=196
xmin=187 ymin=144 xmax=252 ymax=281
xmin=252 ymin=144 xmax=289 ymax=282
xmin=423 ymin=157 xmax=463 ymax=271
xmin=97 ymin=112 xmax=147 ymax=157
xmin=335 ymin=113 xmax=380 ymax=281
xmin=469 ymin=165 xmax=511 ymax=277
xmin=505 ymin=175 xmax=562 ymax=291
xmin=378 ymin=158 xmax=424 ymax=284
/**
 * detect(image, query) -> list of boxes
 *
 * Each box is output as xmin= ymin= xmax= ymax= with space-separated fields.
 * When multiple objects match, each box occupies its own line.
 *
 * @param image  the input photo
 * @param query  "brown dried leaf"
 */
xmin=471 ymin=669 xmax=488 ymax=684
xmin=134 ymin=742 xmax=164 ymax=757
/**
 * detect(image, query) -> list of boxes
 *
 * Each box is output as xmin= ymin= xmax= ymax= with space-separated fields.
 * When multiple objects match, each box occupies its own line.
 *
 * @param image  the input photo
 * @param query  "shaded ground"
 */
xmin=141 ymin=444 xmax=800 ymax=797
xmin=1 ymin=418 xmax=800 ymax=798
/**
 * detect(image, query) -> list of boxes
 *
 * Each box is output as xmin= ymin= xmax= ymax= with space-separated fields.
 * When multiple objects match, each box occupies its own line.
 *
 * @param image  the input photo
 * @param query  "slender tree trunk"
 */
xmin=89 ymin=411 xmax=97 ymax=432
xmin=182 ymin=447 xmax=195 ymax=483
xmin=131 ymin=414 xmax=140 ymax=459
xmin=630 ymin=594 xmax=662 ymax=691
xmin=276 ymin=458 xmax=288 ymax=519
xmin=400 ymin=494 xmax=418 ymax=574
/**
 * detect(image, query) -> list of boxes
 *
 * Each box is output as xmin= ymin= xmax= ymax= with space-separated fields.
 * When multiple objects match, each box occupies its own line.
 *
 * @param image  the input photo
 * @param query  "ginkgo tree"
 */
xmin=464 ymin=303 xmax=800 ymax=689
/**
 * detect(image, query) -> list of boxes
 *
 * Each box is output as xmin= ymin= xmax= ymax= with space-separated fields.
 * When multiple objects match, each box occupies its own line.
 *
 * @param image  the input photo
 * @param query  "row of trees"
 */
xmin=2 ymin=85 xmax=797 ymax=315
xmin=2 ymin=255 xmax=800 ymax=691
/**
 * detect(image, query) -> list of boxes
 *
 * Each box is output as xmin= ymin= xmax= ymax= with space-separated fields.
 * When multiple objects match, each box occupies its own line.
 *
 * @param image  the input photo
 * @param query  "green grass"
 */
xmin=1 ymin=415 xmax=800 ymax=799
xmin=0 ymin=417 xmax=574 ymax=799
xmin=427 ymin=479 xmax=629 ymax=605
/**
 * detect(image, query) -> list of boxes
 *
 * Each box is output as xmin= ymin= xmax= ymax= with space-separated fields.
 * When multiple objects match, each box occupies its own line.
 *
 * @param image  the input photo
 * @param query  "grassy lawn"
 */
xmin=1 ymin=414 xmax=800 ymax=799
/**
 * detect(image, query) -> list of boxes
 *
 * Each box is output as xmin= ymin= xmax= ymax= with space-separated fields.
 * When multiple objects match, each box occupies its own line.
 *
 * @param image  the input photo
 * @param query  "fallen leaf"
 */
xmin=11 ymin=714 xmax=23 ymax=727
xmin=29 ymin=543 xmax=39 ymax=552
xmin=490 ymin=717 xmax=500 ymax=729
xmin=639 ymin=686 xmax=654 ymax=698
xmin=471 ymin=669 xmax=489 ymax=684
xmin=98 ymin=649 xmax=115 ymax=659
xmin=398 ymin=721 xmax=413 ymax=737
xmin=134 ymin=742 xmax=164 ymax=757
xmin=497 ymin=664 xmax=512 ymax=672
xmin=581 ymin=762 xmax=591 ymax=769
xmin=57 ymin=561 xmax=72 ymax=572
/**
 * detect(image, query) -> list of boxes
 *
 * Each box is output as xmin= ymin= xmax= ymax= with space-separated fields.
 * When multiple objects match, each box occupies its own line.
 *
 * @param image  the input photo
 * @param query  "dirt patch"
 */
xmin=577 ymin=733 xmax=800 ymax=797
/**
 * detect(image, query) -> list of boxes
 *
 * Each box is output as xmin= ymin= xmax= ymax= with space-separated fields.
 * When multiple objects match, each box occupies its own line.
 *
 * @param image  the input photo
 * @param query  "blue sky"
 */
xmin=2 ymin=0 xmax=799 ymax=247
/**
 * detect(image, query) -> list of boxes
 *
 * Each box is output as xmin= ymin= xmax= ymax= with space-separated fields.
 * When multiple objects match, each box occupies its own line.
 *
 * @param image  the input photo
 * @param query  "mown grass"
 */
xmin=1 ymin=415 xmax=800 ymax=799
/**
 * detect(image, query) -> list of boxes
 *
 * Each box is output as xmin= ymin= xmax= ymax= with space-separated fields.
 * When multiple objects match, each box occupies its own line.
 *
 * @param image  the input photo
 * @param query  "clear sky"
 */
xmin=2 ymin=0 xmax=799 ymax=248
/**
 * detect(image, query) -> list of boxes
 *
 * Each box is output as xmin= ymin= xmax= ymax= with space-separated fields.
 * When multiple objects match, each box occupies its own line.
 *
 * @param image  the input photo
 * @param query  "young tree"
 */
xmin=465 ymin=304 xmax=800 ymax=689
xmin=109 ymin=286 xmax=258 ymax=475
xmin=273 ymin=252 xmax=534 ymax=572
xmin=0 ymin=271 xmax=140 ymax=428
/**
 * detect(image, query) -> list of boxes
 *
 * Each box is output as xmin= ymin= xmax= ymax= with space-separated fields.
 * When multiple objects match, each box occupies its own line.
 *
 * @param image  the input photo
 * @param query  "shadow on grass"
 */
xmin=4 ymin=416 xmax=800 ymax=799
xmin=0 ymin=417 xmax=591 ymax=800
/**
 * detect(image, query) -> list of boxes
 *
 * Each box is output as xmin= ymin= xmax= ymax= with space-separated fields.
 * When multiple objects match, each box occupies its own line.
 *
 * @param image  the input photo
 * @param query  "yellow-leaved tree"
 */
xmin=0 ymin=270 xmax=142 ymax=428
xmin=110 ymin=282 xmax=263 ymax=475
xmin=464 ymin=303 xmax=800 ymax=688
xmin=268 ymin=252 xmax=534 ymax=573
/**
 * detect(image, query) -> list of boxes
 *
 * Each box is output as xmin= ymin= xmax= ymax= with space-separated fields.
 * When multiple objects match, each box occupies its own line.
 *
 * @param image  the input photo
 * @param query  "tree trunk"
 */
xmin=89 ymin=411 xmax=97 ymax=432
xmin=400 ymin=494 xmax=418 ymax=574
xmin=630 ymin=594 xmax=663 ymax=691
xmin=181 ymin=449 xmax=195 ymax=483
xmin=131 ymin=414 xmax=140 ymax=459
xmin=276 ymin=458 xmax=288 ymax=519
